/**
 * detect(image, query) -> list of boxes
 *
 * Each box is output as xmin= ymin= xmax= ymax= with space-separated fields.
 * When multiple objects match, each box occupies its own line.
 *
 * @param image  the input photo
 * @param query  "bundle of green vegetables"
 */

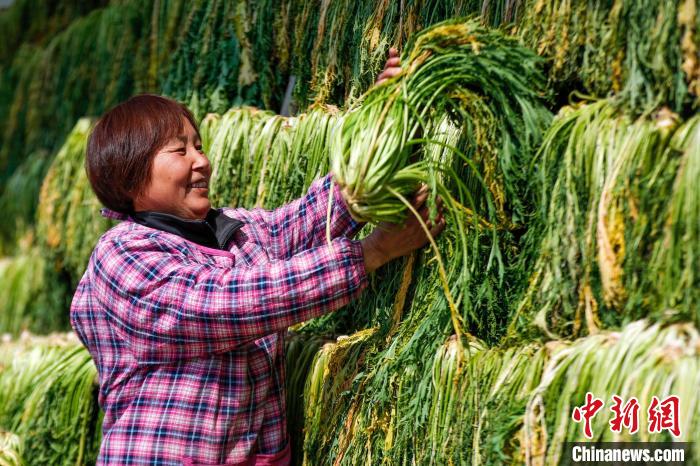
xmin=37 ymin=118 xmax=114 ymax=288
xmin=0 ymin=248 xmax=69 ymax=336
xmin=283 ymin=333 xmax=327 ymax=466
xmin=510 ymin=100 xmax=700 ymax=340
xmin=517 ymin=0 xmax=699 ymax=114
xmin=0 ymin=431 xmax=22 ymax=466
xmin=0 ymin=118 xmax=114 ymax=335
xmin=0 ymin=151 xmax=51 ymax=254
xmin=329 ymin=17 xmax=550 ymax=341
xmin=206 ymin=107 xmax=298 ymax=209
xmin=205 ymin=107 xmax=276 ymax=208
xmin=522 ymin=320 xmax=700 ymax=464
xmin=647 ymin=113 xmax=700 ymax=320
xmin=302 ymin=328 xmax=380 ymax=465
xmin=204 ymin=105 xmax=338 ymax=209
xmin=0 ymin=0 xmax=107 ymax=66
xmin=330 ymin=17 xmax=550 ymax=225
xmin=275 ymin=106 xmax=343 ymax=206
xmin=0 ymin=333 xmax=101 ymax=465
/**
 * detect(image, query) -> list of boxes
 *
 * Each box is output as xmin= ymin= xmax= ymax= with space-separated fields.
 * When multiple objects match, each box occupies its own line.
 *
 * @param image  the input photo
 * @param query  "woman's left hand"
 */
xmin=375 ymin=47 xmax=402 ymax=85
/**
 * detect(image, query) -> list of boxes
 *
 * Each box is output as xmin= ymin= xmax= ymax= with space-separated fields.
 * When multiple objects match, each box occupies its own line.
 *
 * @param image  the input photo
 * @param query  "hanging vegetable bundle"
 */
xmin=0 ymin=430 xmax=22 ymax=466
xmin=37 ymin=118 xmax=114 ymax=287
xmin=0 ymin=333 xmax=101 ymax=465
xmin=517 ymin=0 xmax=699 ymax=114
xmin=329 ymin=17 xmax=551 ymax=342
xmin=523 ymin=320 xmax=700 ymax=465
xmin=509 ymin=99 xmax=700 ymax=340
xmin=330 ymin=17 xmax=551 ymax=227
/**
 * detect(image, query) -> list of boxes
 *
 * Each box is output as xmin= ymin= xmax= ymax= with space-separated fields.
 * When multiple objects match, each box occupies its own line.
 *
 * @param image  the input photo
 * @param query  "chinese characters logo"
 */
xmin=571 ymin=392 xmax=681 ymax=439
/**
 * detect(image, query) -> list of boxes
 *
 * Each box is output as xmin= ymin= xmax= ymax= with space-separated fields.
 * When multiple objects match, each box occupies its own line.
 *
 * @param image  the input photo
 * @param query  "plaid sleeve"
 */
xmin=91 ymin=233 xmax=368 ymax=364
xmin=242 ymin=173 xmax=366 ymax=260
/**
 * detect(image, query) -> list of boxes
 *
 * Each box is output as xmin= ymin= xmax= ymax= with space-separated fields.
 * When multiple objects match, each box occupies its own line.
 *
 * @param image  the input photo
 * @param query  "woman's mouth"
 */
xmin=188 ymin=180 xmax=208 ymax=190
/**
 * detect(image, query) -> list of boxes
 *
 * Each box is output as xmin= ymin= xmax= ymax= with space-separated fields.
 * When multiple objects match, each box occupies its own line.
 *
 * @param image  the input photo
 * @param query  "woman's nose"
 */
xmin=192 ymin=148 xmax=211 ymax=172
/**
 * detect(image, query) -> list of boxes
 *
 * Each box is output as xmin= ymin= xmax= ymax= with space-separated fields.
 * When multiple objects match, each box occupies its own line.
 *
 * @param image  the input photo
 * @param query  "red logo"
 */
xmin=648 ymin=395 xmax=681 ymax=437
xmin=572 ymin=392 xmax=605 ymax=439
xmin=609 ymin=395 xmax=640 ymax=434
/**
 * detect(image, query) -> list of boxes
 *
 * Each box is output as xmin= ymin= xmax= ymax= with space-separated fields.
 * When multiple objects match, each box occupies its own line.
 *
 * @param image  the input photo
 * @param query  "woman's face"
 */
xmin=133 ymin=117 xmax=212 ymax=219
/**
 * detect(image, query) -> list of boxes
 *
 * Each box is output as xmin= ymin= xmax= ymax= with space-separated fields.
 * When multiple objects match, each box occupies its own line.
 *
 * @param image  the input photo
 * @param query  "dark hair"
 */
xmin=86 ymin=94 xmax=200 ymax=213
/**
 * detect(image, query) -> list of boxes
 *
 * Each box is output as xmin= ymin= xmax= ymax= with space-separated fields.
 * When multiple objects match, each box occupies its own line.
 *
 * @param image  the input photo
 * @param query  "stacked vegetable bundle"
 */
xmin=511 ymin=101 xmax=700 ymax=340
xmin=2 ymin=322 xmax=696 ymax=464
xmin=0 ymin=333 xmax=101 ymax=465
xmin=0 ymin=248 xmax=67 ymax=336
xmin=517 ymin=0 xmax=699 ymax=114
xmin=300 ymin=319 xmax=700 ymax=464
xmin=522 ymin=320 xmax=700 ymax=465
xmin=203 ymin=106 xmax=337 ymax=210
xmin=36 ymin=118 xmax=114 ymax=288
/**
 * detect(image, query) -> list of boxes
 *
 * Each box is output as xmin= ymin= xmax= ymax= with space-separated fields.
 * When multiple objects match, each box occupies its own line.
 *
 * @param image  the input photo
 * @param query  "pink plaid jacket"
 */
xmin=70 ymin=174 xmax=368 ymax=465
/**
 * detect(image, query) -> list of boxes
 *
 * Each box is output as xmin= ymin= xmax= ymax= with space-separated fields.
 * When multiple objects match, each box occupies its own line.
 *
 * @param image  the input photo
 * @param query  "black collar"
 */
xmin=130 ymin=209 xmax=244 ymax=250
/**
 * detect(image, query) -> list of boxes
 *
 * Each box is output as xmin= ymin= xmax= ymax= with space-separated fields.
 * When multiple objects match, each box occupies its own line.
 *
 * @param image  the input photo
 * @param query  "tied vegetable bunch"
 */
xmin=329 ymin=17 xmax=550 ymax=340
xmin=330 ymin=17 xmax=550 ymax=228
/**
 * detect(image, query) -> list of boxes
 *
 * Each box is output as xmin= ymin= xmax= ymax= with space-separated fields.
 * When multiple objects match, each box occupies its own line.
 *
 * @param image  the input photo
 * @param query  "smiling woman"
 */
xmin=71 ymin=61 xmax=444 ymax=463
xmin=86 ymin=94 xmax=205 ymax=217
xmin=132 ymin=117 xmax=212 ymax=219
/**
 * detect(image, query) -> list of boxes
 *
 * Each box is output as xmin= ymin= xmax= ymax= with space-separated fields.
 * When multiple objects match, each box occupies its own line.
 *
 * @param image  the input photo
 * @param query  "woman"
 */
xmin=70 ymin=51 xmax=445 ymax=465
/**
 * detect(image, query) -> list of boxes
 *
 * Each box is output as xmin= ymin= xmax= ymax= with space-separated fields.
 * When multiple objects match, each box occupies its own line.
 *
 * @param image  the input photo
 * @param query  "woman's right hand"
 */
xmin=360 ymin=185 xmax=446 ymax=273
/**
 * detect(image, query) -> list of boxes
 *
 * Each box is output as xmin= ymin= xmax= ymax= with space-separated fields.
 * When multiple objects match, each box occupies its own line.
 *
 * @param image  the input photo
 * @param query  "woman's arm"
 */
xmin=234 ymin=50 xmax=405 ymax=260
xmin=233 ymin=173 xmax=364 ymax=260
xmin=90 ymin=232 xmax=367 ymax=364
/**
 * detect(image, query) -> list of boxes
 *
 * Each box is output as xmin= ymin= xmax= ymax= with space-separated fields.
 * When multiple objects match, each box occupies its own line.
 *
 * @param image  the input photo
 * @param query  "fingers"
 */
xmin=417 ymin=191 xmax=445 ymax=237
xmin=418 ymin=204 xmax=430 ymax=223
xmin=422 ymin=205 xmax=444 ymax=227
xmin=375 ymin=47 xmax=402 ymax=85
xmin=411 ymin=185 xmax=447 ymax=220
xmin=435 ymin=196 xmax=444 ymax=209
xmin=412 ymin=183 xmax=428 ymax=198
xmin=412 ymin=184 xmax=429 ymax=209
xmin=376 ymin=67 xmax=401 ymax=84
xmin=428 ymin=215 xmax=446 ymax=237
xmin=385 ymin=57 xmax=401 ymax=68
xmin=419 ymin=204 xmax=445 ymax=234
